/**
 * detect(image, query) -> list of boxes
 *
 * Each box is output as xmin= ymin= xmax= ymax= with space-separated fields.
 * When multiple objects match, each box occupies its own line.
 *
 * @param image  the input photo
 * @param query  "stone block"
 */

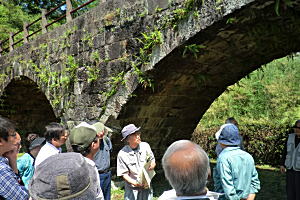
xmin=104 ymin=27 xmax=118 ymax=45
xmin=93 ymin=33 xmax=106 ymax=48
xmin=109 ymin=27 xmax=129 ymax=42
xmin=105 ymin=41 xmax=126 ymax=60
xmin=107 ymin=60 xmax=127 ymax=75
xmin=147 ymin=0 xmax=169 ymax=13
xmin=69 ymin=43 xmax=79 ymax=55
xmin=125 ymin=38 xmax=141 ymax=55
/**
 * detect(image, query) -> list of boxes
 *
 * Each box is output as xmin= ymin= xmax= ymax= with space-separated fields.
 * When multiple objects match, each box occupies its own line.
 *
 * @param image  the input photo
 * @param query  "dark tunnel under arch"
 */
xmin=0 ymin=76 xmax=59 ymax=138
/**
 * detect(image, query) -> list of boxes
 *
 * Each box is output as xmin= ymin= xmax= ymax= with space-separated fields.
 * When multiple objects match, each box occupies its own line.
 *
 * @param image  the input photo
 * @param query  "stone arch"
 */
xmin=108 ymin=2 xmax=300 ymax=161
xmin=0 ymin=76 xmax=58 ymax=136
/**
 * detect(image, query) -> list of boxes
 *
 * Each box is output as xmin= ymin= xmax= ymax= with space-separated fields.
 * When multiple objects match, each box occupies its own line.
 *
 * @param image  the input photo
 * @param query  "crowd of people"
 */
xmin=0 ymin=115 xmax=299 ymax=200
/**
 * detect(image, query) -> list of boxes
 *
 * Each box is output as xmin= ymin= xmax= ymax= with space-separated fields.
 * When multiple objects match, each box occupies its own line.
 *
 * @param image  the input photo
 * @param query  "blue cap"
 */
xmin=121 ymin=124 xmax=140 ymax=141
xmin=218 ymin=124 xmax=240 ymax=145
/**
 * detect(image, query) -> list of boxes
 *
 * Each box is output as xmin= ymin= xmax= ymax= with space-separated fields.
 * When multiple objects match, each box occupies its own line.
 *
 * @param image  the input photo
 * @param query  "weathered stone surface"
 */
xmin=147 ymin=0 xmax=169 ymax=13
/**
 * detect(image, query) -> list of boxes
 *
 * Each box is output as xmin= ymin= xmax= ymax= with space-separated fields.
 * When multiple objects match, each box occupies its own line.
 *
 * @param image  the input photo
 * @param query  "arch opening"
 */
xmin=0 ymin=76 xmax=59 ymax=137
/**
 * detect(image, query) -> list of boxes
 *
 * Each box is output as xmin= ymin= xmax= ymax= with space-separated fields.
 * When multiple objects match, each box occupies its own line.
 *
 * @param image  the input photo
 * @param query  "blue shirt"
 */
xmin=0 ymin=156 xmax=29 ymax=199
xmin=214 ymin=147 xmax=260 ymax=200
xmin=17 ymin=153 xmax=34 ymax=189
xmin=94 ymin=136 xmax=112 ymax=171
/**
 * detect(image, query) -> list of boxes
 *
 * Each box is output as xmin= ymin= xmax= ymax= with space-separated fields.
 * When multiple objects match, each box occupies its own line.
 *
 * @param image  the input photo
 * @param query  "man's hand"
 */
xmin=132 ymin=182 xmax=144 ymax=188
xmin=148 ymin=161 xmax=156 ymax=170
xmin=3 ymin=146 xmax=18 ymax=160
xmin=123 ymin=174 xmax=145 ymax=188
xmin=246 ymin=193 xmax=256 ymax=200
xmin=280 ymin=166 xmax=286 ymax=174
xmin=3 ymin=146 xmax=18 ymax=173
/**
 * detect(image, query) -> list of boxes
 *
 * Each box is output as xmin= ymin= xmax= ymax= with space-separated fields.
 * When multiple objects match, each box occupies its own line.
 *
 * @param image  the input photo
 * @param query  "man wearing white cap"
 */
xmin=117 ymin=124 xmax=156 ymax=200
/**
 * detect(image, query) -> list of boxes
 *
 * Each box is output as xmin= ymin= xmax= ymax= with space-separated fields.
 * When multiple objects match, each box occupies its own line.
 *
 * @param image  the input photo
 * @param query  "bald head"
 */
xmin=162 ymin=140 xmax=209 ymax=196
xmin=167 ymin=141 xmax=203 ymax=172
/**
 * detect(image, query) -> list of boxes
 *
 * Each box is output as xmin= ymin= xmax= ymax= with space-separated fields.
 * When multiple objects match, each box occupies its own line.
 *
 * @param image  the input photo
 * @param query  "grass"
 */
xmin=112 ymin=163 xmax=287 ymax=200
xmin=256 ymin=168 xmax=286 ymax=200
xmin=111 ymin=187 xmax=124 ymax=199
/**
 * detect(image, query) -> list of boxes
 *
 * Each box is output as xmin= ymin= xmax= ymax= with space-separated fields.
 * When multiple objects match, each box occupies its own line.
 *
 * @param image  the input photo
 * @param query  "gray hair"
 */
xmin=162 ymin=140 xmax=209 ymax=196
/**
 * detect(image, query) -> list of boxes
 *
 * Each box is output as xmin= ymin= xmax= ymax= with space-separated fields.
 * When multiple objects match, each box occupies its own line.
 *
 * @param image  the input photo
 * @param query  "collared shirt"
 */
xmin=0 ymin=156 xmax=29 ymax=199
xmin=17 ymin=153 xmax=35 ymax=189
xmin=117 ymin=142 xmax=155 ymax=187
xmin=34 ymin=142 xmax=61 ymax=168
xmin=94 ymin=136 xmax=112 ymax=171
xmin=84 ymin=157 xmax=104 ymax=200
xmin=158 ymin=189 xmax=221 ymax=200
xmin=214 ymin=147 xmax=260 ymax=200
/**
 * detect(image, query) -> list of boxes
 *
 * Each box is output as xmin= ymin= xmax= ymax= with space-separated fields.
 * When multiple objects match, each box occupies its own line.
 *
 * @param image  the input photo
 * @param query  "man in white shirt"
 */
xmin=35 ymin=122 xmax=68 ymax=167
xmin=159 ymin=140 xmax=221 ymax=200
xmin=117 ymin=124 xmax=156 ymax=200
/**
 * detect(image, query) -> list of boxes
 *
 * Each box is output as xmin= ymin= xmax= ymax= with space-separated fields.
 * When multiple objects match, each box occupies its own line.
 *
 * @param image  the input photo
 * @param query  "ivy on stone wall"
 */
xmin=130 ymin=0 xmax=204 ymax=91
xmin=28 ymin=52 xmax=79 ymax=108
xmin=183 ymin=44 xmax=206 ymax=58
xmin=103 ymin=71 xmax=126 ymax=97
xmin=87 ymin=50 xmax=101 ymax=83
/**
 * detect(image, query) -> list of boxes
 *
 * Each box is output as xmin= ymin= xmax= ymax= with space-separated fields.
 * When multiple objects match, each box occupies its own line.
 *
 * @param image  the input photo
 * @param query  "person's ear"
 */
xmin=207 ymin=168 xmax=212 ymax=180
xmin=52 ymin=138 xmax=59 ymax=143
xmin=91 ymin=140 xmax=98 ymax=149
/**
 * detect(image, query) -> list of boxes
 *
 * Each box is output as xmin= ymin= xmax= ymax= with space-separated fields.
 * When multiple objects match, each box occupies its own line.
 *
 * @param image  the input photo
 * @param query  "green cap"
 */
xmin=70 ymin=122 xmax=97 ymax=149
xmin=93 ymin=122 xmax=113 ymax=135
xmin=93 ymin=122 xmax=105 ymax=133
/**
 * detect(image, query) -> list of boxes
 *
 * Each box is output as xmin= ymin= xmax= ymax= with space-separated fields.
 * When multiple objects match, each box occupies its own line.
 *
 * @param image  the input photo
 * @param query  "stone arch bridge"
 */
xmin=0 ymin=0 xmax=300 ymax=162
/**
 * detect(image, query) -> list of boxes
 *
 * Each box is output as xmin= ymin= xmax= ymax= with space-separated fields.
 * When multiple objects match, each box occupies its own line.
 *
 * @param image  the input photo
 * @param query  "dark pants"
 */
xmin=99 ymin=171 xmax=111 ymax=200
xmin=286 ymin=169 xmax=300 ymax=200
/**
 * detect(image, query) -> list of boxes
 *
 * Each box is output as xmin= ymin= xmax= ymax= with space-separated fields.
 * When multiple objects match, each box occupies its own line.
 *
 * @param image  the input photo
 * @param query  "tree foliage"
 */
xmin=0 ymin=0 xmax=100 ymax=47
xmin=10 ymin=0 xmax=100 ymax=15
xmin=200 ymin=55 xmax=300 ymax=128
xmin=0 ymin=0 xmax=35 ymax=41
xmin=10 ymin=0 xmax=65 ymax=14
